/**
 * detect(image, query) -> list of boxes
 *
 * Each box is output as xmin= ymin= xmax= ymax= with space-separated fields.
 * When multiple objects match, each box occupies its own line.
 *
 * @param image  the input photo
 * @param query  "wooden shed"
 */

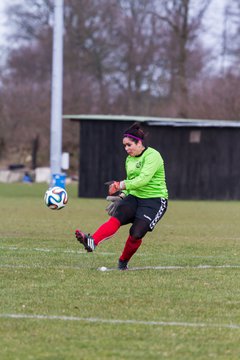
xmin=64 ymin=114 xmax=240 ymax=200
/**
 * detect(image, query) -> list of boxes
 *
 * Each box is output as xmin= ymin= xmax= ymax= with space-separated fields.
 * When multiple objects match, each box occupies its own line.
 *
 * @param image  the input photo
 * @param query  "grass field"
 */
xmin=0 ymin=183 xmax=240 ymax=359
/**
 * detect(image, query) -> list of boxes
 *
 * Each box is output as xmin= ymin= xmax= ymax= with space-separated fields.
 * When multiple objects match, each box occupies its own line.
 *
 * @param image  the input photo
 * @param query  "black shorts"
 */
xmin=114 ymin=194 xmax=168 ymax=231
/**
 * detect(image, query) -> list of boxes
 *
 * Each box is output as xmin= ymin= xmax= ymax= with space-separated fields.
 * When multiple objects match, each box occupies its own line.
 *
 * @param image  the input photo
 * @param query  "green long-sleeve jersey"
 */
xmin=123 ymin=147 xmax=168 ymax=199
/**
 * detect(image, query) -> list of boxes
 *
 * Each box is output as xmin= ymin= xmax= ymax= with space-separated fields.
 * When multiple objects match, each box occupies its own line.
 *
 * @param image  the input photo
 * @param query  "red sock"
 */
xmin=92 ymin=217 xmax=121 ymax=245
xmin=119 ymin=235 xmax=142 ymax=262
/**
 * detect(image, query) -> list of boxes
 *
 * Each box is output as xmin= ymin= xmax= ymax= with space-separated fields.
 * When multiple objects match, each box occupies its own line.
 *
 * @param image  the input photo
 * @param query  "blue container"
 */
xmin=52 ymin=173 xmax=66 ymax=189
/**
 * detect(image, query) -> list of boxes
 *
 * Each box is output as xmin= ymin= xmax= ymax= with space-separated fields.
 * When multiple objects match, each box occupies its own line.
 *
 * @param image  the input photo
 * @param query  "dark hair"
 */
xmin=123 ymin=122 xmax=145 ymax=143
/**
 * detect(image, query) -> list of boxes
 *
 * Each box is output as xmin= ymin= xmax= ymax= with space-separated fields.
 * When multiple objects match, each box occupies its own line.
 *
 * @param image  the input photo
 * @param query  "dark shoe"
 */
xmin=75 ymin=229 xmax=96 ymax=252
xmin=118 ymin=259 xmax=128 ymax=270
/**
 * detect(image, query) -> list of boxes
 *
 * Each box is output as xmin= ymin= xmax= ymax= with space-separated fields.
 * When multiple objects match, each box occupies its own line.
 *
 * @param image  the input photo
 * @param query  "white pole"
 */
xmin=50 ymin=0 xmax=64 ymax=185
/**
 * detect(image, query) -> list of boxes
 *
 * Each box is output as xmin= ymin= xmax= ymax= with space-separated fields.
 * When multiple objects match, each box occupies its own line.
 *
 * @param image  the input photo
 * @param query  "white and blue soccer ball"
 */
xmin=44 ymin=186 xmax=68 ymax=210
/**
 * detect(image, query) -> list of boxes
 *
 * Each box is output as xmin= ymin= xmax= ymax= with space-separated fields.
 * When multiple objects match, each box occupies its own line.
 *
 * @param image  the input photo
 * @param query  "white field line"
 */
xmin=0 ymin=313 xmax=239 ymax=330
xmin=100 ymin=265 xmax=240 ymax=272
xmin=0 ymin=246 xmax=115 ymax=256
xmin=103 ymin=264 xmax=240 ymax=271
xmin=1 ymin=264 xmax=240 ymax=271
xmin=137 ymin=253 xmax=234 ymax=259
xmin=0 ymin=246 xmax=235 ymax=259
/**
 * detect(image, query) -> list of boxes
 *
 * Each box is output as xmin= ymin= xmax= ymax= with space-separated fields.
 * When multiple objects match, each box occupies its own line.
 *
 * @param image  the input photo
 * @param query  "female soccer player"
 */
xmin=75 ymin=122 xmax=168 ymax=270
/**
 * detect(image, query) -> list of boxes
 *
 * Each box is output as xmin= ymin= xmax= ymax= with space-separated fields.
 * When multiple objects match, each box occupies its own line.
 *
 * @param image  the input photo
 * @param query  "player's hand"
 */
xmin=108 ymin=181 xmax=125 ymax=195
xmin=105 ymin=193 xmax=125 ymax=216
xmin=108 ymin=181 xmax=120 ymax=195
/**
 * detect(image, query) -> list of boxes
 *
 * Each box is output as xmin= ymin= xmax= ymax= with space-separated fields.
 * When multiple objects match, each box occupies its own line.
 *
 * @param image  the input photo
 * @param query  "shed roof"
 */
xmin=63 ymin=114 xmax=240 ymax=128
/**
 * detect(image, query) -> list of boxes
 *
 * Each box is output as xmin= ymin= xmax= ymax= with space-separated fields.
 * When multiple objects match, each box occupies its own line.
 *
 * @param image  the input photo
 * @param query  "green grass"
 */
xmin=0 ymin=183 xmax=240 ymax=359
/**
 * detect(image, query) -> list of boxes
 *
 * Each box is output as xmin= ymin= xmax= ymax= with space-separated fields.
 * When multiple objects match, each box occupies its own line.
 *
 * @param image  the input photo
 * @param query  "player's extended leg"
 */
xmin=75 ymin=217 xmax=121 ymax=252
xmin=92 ymin=217 xmax=121 ymax=244
xmin=75 ymin=196 xmax=137 ymax=252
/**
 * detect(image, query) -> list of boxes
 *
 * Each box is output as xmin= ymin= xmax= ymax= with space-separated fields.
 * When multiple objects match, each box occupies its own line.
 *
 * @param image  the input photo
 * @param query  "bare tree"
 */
xmin=151 ymin=0 xmax=211 ymax=117
xmin=0 ymin=0 xmax=223 ymax=169
xmin=6 ymin=0 xmax=54 ymax=43
xmin=0 ymin=1 xmax=53 ymax=166
xmin=113 ymin=0 xmax=166 ymax=114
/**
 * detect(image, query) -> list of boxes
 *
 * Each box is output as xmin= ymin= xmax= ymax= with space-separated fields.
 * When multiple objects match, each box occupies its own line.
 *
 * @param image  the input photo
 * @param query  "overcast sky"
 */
xmin=0 ymin=2 xmax=6 ymax=44
xmin=203 ymin=0 xmax=226 ymax=44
